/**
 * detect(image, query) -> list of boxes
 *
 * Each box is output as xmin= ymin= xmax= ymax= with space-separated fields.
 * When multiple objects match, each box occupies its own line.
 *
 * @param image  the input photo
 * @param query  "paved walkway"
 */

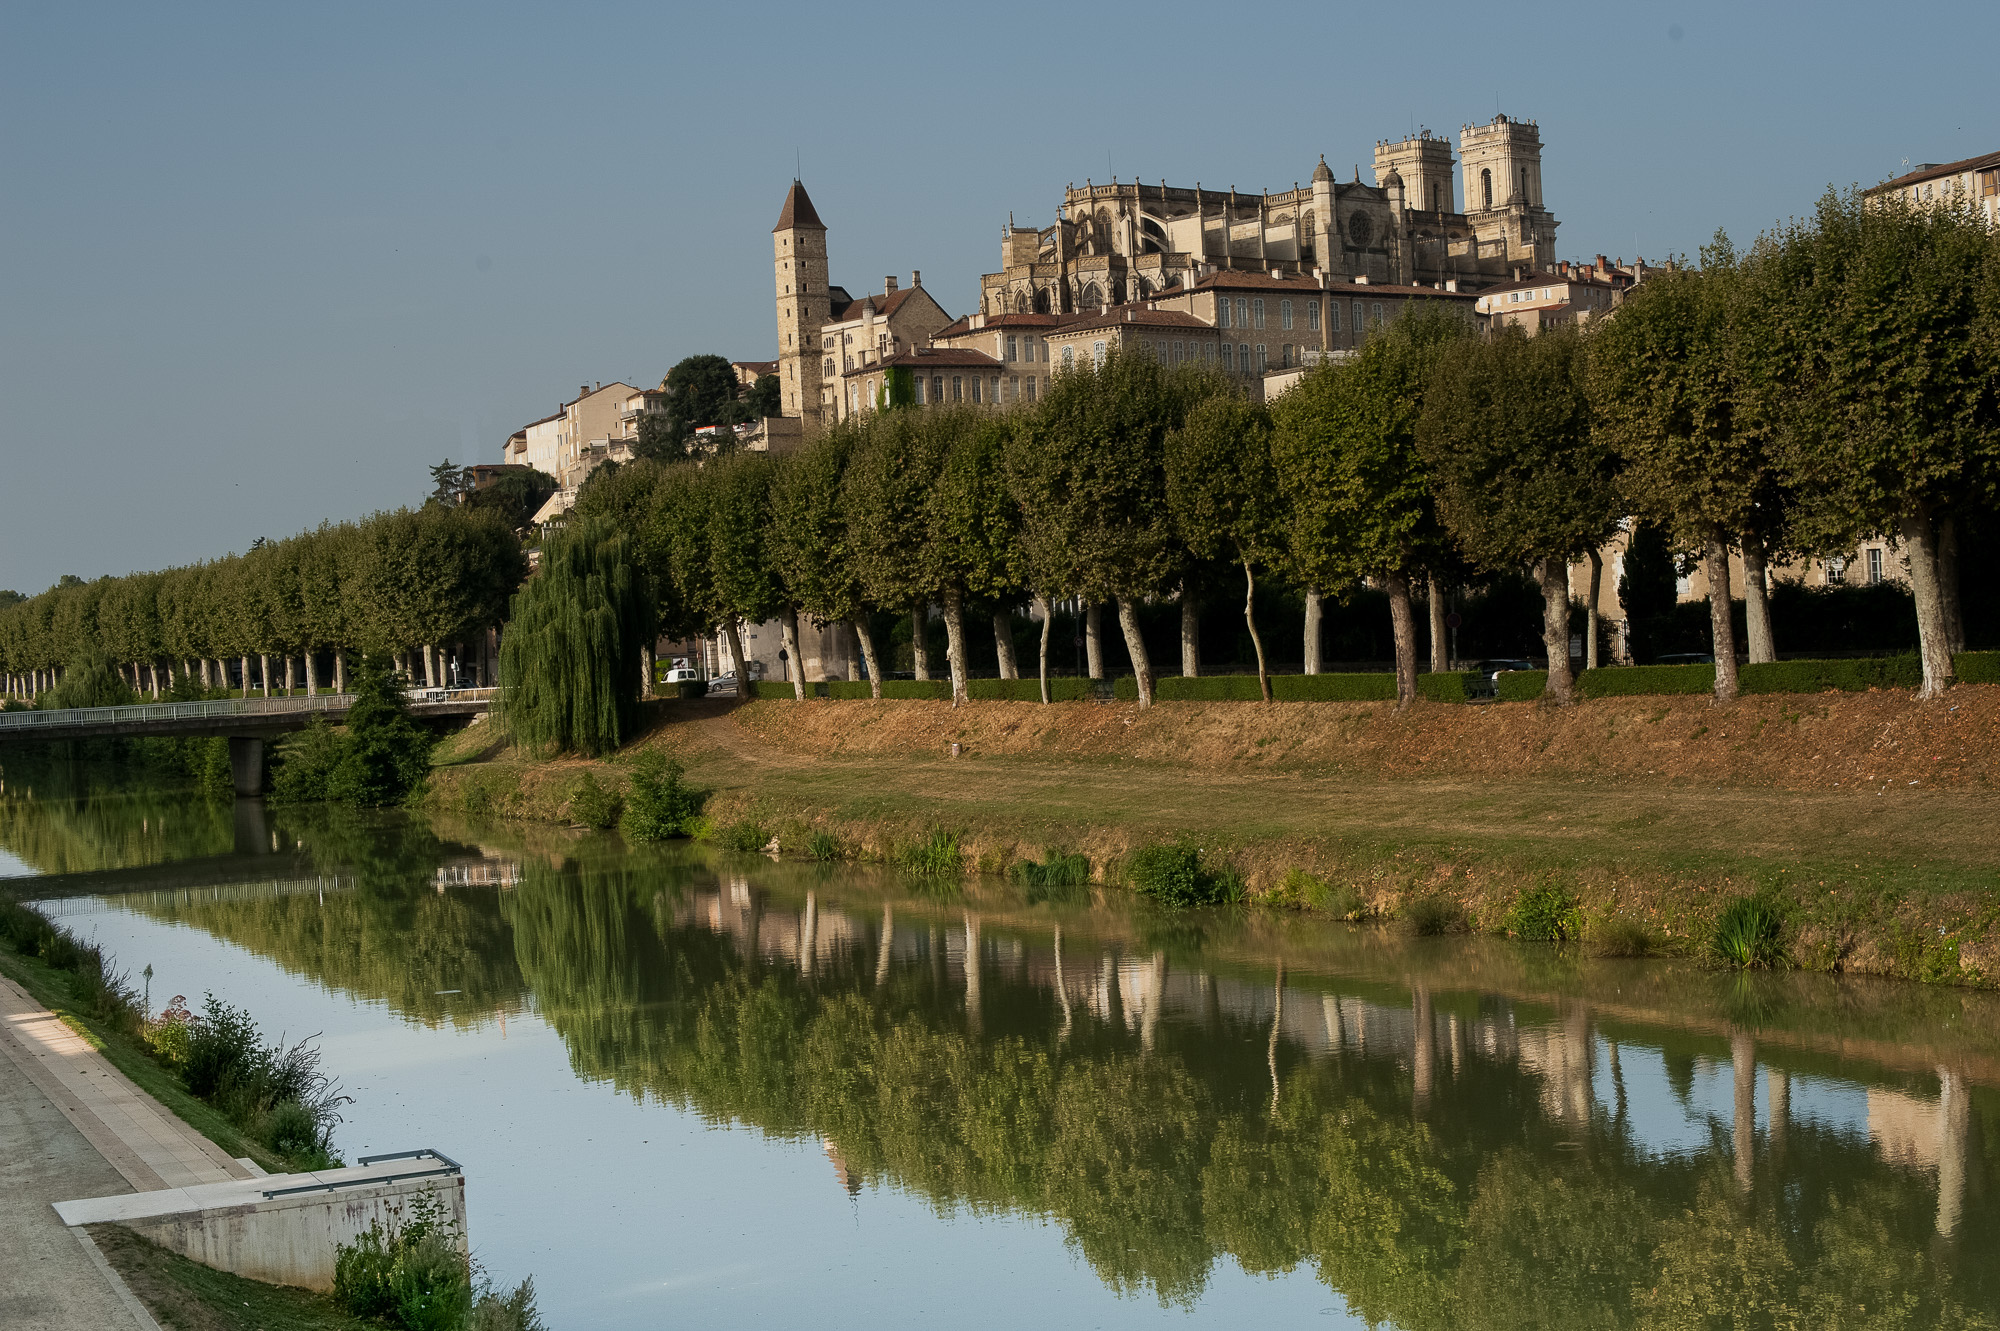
xmin=0 ymin=974 xmax=249 ymax=1191
xmin=0 ymin=972 xmax=249 ymax=1329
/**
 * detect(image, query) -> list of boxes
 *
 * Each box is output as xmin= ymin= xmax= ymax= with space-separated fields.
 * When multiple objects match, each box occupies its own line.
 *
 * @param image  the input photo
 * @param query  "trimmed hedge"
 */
xmin=1958 ymin=651 xmax=2000 ymax=684
xmin=1577 ymin=664 xmax=1714 ymax=698
xmin=1740 ymin=656 xmax=1920 ymax=694
xmin=1417 ymin=671 xmax=1474 ymax=703
xmin=1496 ymin=670 xmax=1549 ymax=702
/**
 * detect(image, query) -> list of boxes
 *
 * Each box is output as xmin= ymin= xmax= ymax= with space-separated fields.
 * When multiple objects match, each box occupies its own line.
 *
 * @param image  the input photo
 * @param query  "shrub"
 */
xmin=468 ymin=1276 xmax=547 ymax=1331
xmin=879 ymin=680 xmax=953 ymax=700
xmin=0 ymin=900 xmax=143 ymax=1034
xmin=897 ymin=827 xmax=963 ymax=877
xmin=179 ymin=993 xmax=347 ymax=1155
xmin=1125 ymin=840 xmax=1239 ymax=908
xmin=1400 ymin=895 xmax=1466 ymax=936
xmin=1416 ymin=672 xmax=1474 ymax=703
xmin=261 ymin=1099 xmax=321 ymax=1156
xmin=390 ymin=1230 xmax=474 ymax=1331
xmin=566 ymin=772 xmax=621 ymax=829
xmin=805 ymin=830 xmax=843 ymax=862
xmin=711 ymin=818 xmax=770 ymax=852
xmin=146 ymin=995 xmax=196 ymax=1069
xmin=1268 ymin=868 xmax=1365 ymax=918
xmin=1495 ymin=671 xmax=1549 ymax=702
xmin=270 ymin=717 xmax=349 ymax=803
xmin=181 ymin=995 xmax=264 ymax=1101
xmin=324 ymin=653 xmax=435 ymax=807
xmin=1711 ymin=893 xmax=1788 ymax=968
xmin=620 ymin=753 xmax=704 ymax=841
xmin=1506 ymin=882 xmax=1582 ymax=942
xmin=1739 ymin=656 xmax=1922 ymax=694
xmin=1589 ymin=916 xmax=1662 ymax=958
xmin=334 ymin=1194 xmax=476 ymax=1329
xmin=1576 ymin=664 xmax=1715 ymax=698
xmin=333 ymin=1223 xmax=400 ymax=1320
xmin=1013 ymin=849 xmax=1091 ymax=901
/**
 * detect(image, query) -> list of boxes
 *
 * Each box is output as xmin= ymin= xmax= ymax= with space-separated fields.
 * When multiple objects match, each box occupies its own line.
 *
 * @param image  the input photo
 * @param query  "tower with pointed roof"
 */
xmin=773 ymin=180 xmax=830 ymax=429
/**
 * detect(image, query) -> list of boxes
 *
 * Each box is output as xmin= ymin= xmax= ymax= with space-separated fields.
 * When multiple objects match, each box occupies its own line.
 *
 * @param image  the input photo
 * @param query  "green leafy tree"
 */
xmin=744 ymin=373 xmax=781 ymax=419
xmin=1271 ymin=306 xmax=1470 ymax=706
xmin=1616 ymin=522 xmax=1680 ymax=663
xmin=1166 ymin=393 xmax=1280 ymax=701
xmin=842 ymin=406 xmax=950 ymax=687
xmin=498 ymin=518 xmax=653 ymax=754
xmin=768 ymin=428 xmax=886 ymax=696
xmin=427 ymin=459 xmax=472 ymax=506
xmin=637 ymin=355 xmax=752 ymax=463
xmin=1418 ymin=325 xmax=1620 ymax=703
xmin=1007 ymin=349 xmax=1218 ymax=706
xmin=468 ymin=468 xmax=558 ymax=529
xmin=1589 ymin=239 xmax=1788 ymax=698
xmin=1741 ymin=188 xmax=2000 ymax=697
xmin=704 ymin=454 xmax=785 ymax=694
xmin=325 ymin=652 xmax=435 ymax=805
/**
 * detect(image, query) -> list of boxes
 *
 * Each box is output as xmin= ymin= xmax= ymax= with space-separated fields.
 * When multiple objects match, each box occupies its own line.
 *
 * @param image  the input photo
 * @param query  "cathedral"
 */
xmin=771 ymin=115 xmax=1560 ymax=434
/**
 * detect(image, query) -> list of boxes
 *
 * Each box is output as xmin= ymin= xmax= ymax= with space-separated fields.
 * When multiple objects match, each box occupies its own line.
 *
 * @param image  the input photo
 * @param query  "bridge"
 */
xmin=0 ymin=689 xmax=495 ymax=796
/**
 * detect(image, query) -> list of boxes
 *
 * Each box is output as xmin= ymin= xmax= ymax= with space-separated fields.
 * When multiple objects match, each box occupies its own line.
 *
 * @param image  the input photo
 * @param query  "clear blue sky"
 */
xmin=3 ymin=1 xmax=1993 ymax=595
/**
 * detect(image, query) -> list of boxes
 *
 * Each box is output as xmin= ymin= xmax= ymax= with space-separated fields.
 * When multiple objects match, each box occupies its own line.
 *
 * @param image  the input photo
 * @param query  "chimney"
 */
xmin=885 ymin=275 xmax=898 ymax=293
xmin=911 ymin=270 xmax=922 ymax=287
xmin=579 ymin=384 xmax=589 ymax=399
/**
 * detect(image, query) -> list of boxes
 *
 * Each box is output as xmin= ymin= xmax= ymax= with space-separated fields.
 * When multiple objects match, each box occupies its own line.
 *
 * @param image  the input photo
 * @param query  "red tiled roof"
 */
xmin=934 ymin=313 xmax=1066 ymax=338
xmin=1476 ymin=271 xmax=1620 ymax=298
xmin=773 ymin=180 xmax=826 ymax=232
xmin=829 ymin=287 xmax=917 ymax=322
xmin=842 ymin=347 xmax=1004 ymax=377
xmin=1868 ymin=148 xmax=2000 ymax=195
xmin=1047 ymin=307 xmax=1217 ymax=336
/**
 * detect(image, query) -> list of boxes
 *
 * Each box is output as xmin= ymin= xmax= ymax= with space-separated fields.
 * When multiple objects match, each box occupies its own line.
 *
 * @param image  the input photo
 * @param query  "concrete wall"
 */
xmin=58 ymin=1166 xmax=466 ymax=1292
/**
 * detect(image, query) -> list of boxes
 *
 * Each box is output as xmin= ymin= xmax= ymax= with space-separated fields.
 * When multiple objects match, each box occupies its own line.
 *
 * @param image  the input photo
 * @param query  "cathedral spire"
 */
xmin=773 ymin=180 xmax=826 ymax=233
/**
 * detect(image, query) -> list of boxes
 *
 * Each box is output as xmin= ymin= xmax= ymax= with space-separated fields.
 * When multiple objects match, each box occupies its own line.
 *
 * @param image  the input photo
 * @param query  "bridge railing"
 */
xmin=0 ymin=686 xmax=500 ymax=734
xmin=0 ymin=693 xmax=360 ymax=733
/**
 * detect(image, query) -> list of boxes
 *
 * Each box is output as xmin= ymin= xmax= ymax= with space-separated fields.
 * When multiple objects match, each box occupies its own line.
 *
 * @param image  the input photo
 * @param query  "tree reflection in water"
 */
xmin=32 ymin=810 xmax=2000 ymax=1326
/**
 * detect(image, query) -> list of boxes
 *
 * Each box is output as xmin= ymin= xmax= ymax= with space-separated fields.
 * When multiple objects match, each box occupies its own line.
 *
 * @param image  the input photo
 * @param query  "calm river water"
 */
xmin=4 ymin=790 xmax=1997 ymax=1328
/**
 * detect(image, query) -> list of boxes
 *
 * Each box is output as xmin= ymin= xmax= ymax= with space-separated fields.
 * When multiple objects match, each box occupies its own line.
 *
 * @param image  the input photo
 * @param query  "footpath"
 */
xmin=0 ymin=973 xmax=253 ymax=1330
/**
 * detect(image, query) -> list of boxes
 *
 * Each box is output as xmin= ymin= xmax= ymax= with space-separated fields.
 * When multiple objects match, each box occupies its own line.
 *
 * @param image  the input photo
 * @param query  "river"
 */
xmin=3 ymin=789 xmax=1996 ymax=1328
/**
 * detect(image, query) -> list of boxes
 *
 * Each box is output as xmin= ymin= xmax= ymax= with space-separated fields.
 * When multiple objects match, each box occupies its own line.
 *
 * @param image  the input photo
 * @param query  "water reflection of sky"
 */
xmin=38 ymin=896 xmax=1368 ymax=1329
xmin=1593 ymin=1044 xmax=1872 ymax=1159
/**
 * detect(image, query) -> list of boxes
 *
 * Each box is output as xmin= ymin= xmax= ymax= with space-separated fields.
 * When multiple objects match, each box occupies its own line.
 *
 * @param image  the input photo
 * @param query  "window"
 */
xmin=1239 ymin=343 xmax=1250 ymax=371
xmin=970 ymin=376 xmax=981 ymax=404
xmin=1981 ymin=169 xmax=1999 ymax=198
xmin=1007 ymin=335 xmax=1019 ymax=362
xmin=1480 ymin=168 xmax=1493 ymax=210
xmin=952 ymin=376 xmax=963 ymax=402
xmin=1253 ymin=298 xmax=1266 ymax=329
xmin=915 ymin=376 xmax=926 ymax=405
xmin=1092 ymin=340 xmax=1107 ymax=368
xmin=932 ymin=376 xmax=944 ymax=403
xmin=1218 ymin=298 xmax=1232 ymax=329
xmin=1866 ymin=548 xmax=1884 ymax=584
xmin=1521 ymin=167 xmax=1530 ymax=204
xmin=1256 ymin=344 xmax=1267 ymax=370
xmin=1371 ymin=302 xmax=1384 ymax=326
xmin=1307 ymin=300 xmax=1320 ymax=331
xmin=1236 ymin=297 xmax=1249 ymax=327
xmin=1203 ymin=342 xmax=1215 ymax=360
xmin=1061 ymin=346 xmax=1075 ymax=369
xmin=1221 ymin=343 xmax=1234 ymax=371
xmin=991 ymin=376 xmax=1000 ymax=402
xmin=1025 ymin=376 xmax=1038 ymax=403
xmin=824 ymin=358 xmax=835 ymax=377
xmin=1281 ymin=299 xmax=1293 ymax=330
xmin=1329 ymin=301 xmax=1342 ymax=333
xmin=1281 ymin=344 xmax=1292 ymax=368
xmin=848 ymin=385 xmax=859 ymax=413
xmin=1352 ymin=299 xmax=1365 ymax=332
xmin=1008 ymin=376 xmax=1019 ymax=402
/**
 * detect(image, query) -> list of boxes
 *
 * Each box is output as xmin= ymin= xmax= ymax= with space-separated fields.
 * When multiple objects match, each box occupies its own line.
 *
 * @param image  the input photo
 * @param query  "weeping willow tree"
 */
xmin=499 ymin=519 xmax=654 ymax=756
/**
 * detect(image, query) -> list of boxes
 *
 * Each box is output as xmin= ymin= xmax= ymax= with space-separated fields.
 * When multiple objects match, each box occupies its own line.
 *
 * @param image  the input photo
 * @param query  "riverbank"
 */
xmin=425 ymin=689 xmax=2000 ymax=988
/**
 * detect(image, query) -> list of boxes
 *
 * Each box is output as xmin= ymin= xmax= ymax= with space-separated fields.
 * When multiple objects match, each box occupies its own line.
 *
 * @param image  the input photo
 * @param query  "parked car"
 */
xmin=659 ymin=665 xmax=701 ymax=684
xmin=707 ymin=674 xmax=743 ymax=696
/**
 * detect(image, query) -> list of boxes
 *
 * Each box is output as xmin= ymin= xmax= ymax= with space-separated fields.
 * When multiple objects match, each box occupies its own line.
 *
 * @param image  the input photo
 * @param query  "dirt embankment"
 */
xmin=727 ymin=687 xmax=2000 ymax=790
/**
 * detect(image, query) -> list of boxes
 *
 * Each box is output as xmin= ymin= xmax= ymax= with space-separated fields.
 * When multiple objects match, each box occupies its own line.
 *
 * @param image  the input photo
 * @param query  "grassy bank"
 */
xmin=91 ymin=1224 xmax=375 ymax=1331
xmin=424 ymin=692 xmax=2000 ymax=989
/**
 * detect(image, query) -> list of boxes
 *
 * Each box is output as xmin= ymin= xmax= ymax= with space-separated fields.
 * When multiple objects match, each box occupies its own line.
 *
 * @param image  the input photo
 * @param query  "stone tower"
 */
xmin=1459 ymin=116 xmax=1558 ymax=270
xmin=773 ymin=180 xmax=830 ymax=424
xmin=1374 ymin=132 xmax=1456 ymax=215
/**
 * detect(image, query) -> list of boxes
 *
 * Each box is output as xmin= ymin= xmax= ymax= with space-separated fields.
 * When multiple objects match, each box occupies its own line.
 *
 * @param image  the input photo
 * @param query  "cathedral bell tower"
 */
xmin=773 ymin=180 xmax=830 ymax=427
xmin=1458 ymin=116 xmax=1558 ymax=270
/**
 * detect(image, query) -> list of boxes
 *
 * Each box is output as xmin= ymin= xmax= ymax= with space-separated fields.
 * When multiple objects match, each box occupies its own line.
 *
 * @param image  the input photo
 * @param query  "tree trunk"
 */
xmin=1385 ymin=572 xmax=1418 ymax=709
xmin=1243 ymin=561 xmax=1272 ymax=702
xmin=911 ymin=606 xmax=931 ymax=681
xmin=1428 ymin=575 xmax=1448 ymax=673
xmin=199 ymin=658 xmax=211 ymax=689
xmin=781 ymin=606 xmax=806 ymax=700
xmin=1116 ymin=597 xmax=1154 ymax=707
xmin=943 ymin=590 xmax=970 ymax=707
xmin=722 ymin=619 xmax=751 ymax=698
xmin=1036 ymin=595 xmax=1052 ymax=705
xmin=240 ymin=655 xmax=252 ymax=698
xmin=1538 ymin=556 xmax=1576 ymax=704
xmin=1741 ymin=533 xmax=1775 ymax=665
xmin=305 ymin=650 xmax=318 ymax=698
xmin=1899 ymin=507 xmax=1955 ymax=699
xmin=640 ymin=643 xmax=655 ymax=699
xmin=428 ymin=644 xmax=442 ymax=688
xmin=993 ymin=609 xmax=1019 ymax=680
xmin=1304 ymin=589 xmax=1323 ymax=674
xmin=1085 ymin=602 xmax=1104 ymax=679
xmin=283 ymin=655 xmax=296 ymax=694
xmin=1703 ymin=530 xmax=1740 ymax=702
xmin=851 ymin=616 xmax=884 ymax=700
xmin=1180 ymin=584 xmax=1200 ymax=677
xmin=1583 ymin=553 xmax=1602 ymax=672
xmin=333 ymin=651 xmax=346 ymax=694
xmin=1938 ymin=514 xmax=1965 ymax=653
xmin=258 ymin=654 xmax=270 ymax=698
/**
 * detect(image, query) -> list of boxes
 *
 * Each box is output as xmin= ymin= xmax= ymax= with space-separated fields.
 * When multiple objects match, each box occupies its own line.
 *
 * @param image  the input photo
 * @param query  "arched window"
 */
xmin=1081 ymin=282 xmax=1103 ymax=308
xmin=1032 ymin=287 xmax=1051 ymax=314
xmin=1480 ymin=169 xmax=1493 ymax=210
xmin=1520 ymin=167 xmax=1531 ymax=204
xmin=1061 ymin=346 xmax=1076 ymax=370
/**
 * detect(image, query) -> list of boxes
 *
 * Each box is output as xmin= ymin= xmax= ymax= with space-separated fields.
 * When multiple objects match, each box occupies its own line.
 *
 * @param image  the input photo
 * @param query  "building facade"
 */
xmin=1866 ymin=149 xmax=2000 ymax=226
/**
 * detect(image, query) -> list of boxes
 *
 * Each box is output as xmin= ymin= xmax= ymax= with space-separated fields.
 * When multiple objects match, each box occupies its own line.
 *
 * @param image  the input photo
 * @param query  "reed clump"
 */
xmin=897 ymin=827 xmax=965 ymax=877
xmin=1399 ymin=894 xmax=1468 ymax=937
xmin=1711 ymin=893 xmax=1789 ymax=969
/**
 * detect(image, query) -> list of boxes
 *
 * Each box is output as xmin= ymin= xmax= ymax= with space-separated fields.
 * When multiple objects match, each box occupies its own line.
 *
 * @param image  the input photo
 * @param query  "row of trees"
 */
xmin=564 ymin=187 xmax=1996 ymax=711
xmin=0 ymin=506 xmax=524 ymax=700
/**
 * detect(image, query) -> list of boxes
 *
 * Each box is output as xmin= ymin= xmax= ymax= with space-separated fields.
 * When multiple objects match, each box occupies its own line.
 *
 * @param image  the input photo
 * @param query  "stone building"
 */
xmin=1866 ymin=149 xmax=2000 ymax=226
xmin=974 ymin=116 xmax=1558 ymax=320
